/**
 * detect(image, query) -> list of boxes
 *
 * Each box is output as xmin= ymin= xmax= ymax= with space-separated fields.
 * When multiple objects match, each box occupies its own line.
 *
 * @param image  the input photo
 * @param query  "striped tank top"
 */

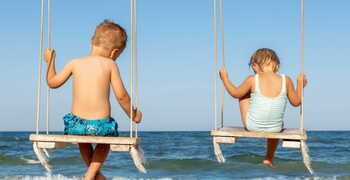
xmin=246 ymin=74 xmax=288 ymax=132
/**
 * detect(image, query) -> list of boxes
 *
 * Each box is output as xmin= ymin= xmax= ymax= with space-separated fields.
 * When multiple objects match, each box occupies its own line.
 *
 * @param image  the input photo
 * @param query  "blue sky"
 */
xmin=0 ymin=0 xmax=349 ymax=131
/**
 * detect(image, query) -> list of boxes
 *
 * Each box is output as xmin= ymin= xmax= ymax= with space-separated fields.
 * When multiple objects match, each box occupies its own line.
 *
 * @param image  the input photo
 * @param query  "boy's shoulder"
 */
xmin=66 ymin=57 xmax=85 ymax=65
xmin=65 ymin=56 xmax=115 ymax=73
xmin=71 ymin=56 xmax=116 ymax=65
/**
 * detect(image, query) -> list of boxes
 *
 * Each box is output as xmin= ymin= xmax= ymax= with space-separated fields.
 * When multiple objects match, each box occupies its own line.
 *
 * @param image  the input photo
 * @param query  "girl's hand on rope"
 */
xmin=219 ymin=66 xmax=229 ymax=81
xmin=133 ymin=110 xmax=142 ymax=124
xmin=297 ymin=74 xmax=308 ymax=88
xmin=44 ymin=48 xmax=56 ymax=63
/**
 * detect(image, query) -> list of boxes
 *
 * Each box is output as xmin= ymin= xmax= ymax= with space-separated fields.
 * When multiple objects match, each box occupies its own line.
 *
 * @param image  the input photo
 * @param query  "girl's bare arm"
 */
xmin=286 ymin=74 xmax=307 ymax=107
xmin=220 ymin=67 xmax=253 ymax=99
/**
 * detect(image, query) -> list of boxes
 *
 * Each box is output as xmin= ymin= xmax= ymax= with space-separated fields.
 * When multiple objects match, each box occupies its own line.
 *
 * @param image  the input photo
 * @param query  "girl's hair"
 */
xmin=249 ymin=48 xmax=280 ymax=72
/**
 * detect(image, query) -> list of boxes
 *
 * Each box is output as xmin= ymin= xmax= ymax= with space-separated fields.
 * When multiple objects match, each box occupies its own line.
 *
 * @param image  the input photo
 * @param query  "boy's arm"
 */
xmin=110 ymin=63 xmax=141 ymax=123
xmin=219 ymin=67 xmax=253 ymax=99
xmin=286 ymin=74 xmax=308 ymax=107
xmin=45 ymin=49 xmax=73 ymax=88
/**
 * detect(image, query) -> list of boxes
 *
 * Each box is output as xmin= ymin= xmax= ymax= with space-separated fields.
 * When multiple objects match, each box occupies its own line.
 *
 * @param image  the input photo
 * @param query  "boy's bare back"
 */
xmin=44 ymin=20 xmax=141 ymax=122
xmin=70 ymin=55 xmax=123 ymax=120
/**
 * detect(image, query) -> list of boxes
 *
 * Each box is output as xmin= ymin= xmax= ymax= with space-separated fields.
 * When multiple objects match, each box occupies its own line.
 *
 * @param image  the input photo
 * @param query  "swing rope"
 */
xmin=133 ymin=0 xmax=139 ymax=138
xmin=46 ymin=0 xmax=52 ymax=135
xmin=129 ymin=0 xmax=134 ymax=138
xmin=300 ymin=0 xmax=305 ymax=132
xmin=213 ymin=0 xmax=218 ymax=130
xmin=213 ymin=0 xmax=225 ymax=130
xmin=35 ymin=0 xmax=51 ymax=135
xmin=35 ymin=0 xmax=45 ymax=135
xmin=130 ymin=0 xmax=139 ymax=138
xmin=219 ymin=0 xmax=225 ymax=129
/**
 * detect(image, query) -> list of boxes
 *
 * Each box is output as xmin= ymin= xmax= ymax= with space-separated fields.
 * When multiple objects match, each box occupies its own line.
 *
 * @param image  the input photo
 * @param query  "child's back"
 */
xmin=247 ymin=72 xmax=287 ymax=132
xmin=71 ymin=56 xmax=117 ymax=120
xmin=257 ymin=73 xmax=283 ymax=98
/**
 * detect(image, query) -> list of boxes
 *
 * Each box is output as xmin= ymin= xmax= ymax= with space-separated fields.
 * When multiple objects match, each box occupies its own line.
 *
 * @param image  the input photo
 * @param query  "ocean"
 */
xmin=0 ymin=131 xmax=349 ymax=180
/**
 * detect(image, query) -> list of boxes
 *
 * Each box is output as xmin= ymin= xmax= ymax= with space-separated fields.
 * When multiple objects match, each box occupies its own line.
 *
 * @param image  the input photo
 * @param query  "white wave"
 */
xmin=0 ymin=175 xmax=176 ymax=180
xmin=20 ymin=157 xmax=40 ymax=164
xmin=0 ymin=175 xmax=81 ymax=180
xmin=111 ymin=178 xmax=175 ymax=180
xmin=250 ymin=176 xmax=339 ymax=180
xmin=2 ymin=175 xmax=343 ymax=180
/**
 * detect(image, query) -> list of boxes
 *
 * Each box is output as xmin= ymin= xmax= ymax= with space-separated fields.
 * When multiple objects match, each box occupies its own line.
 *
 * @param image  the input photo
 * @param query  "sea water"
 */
xmin=0 ymin=131 xmax=349 ymax=179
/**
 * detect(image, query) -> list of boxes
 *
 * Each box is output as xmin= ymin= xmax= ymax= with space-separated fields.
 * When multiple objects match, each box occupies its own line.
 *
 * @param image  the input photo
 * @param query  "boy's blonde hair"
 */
xmin=91 ymin=20 xmax=127 ymax=53
xmin=249 ymin=48 xmax=280 ymax=72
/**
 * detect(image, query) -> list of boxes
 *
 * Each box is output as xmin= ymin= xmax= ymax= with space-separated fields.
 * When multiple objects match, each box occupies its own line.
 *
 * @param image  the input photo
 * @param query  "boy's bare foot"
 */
xmin=84 ymin=174 xmax=94 ymax=180
xmin=85 ymin=172 xmax=107 ymax=180
xmin=263 ymin=159 xmax=274 ymax=168
xmin=85 ymin=170 xmax=107 ymax=180
xmin=96 ymin=172 xmax=107 ymax=180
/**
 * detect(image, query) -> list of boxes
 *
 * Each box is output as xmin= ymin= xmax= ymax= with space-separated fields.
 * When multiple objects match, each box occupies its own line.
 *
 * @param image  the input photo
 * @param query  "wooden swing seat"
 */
xmin=29 ymin=134 xmax=147 ymax=173
xmin=211 ymin=127 xmax=313 ymax=174
xmin=211 ymin=126 xmax=307 ymax=148
xmin=29 ymin=134 xmax=140 ymax=152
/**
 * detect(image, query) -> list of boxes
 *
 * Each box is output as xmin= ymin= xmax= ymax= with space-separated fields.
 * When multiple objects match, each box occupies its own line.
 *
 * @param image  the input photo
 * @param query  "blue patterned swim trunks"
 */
xmin=63 ymin=113 xmax=119 ymax=136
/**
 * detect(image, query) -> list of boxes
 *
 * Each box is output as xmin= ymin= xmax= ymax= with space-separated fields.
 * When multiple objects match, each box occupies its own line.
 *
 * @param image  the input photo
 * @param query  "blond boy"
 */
xmin=44 ymin=20 xmax=142 ymax=180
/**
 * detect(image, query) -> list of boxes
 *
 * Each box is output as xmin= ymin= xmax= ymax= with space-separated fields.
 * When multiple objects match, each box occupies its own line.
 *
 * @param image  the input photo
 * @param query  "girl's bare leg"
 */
xmin=239 ymin=93 xmax=250 ymax=128
xmin=84 ymin=144 xmax=110 ymax=180
xmin=79 ymin=143 xmax=106 ymax=180
xmin=263 ymin=139 xmax=279 ymax=168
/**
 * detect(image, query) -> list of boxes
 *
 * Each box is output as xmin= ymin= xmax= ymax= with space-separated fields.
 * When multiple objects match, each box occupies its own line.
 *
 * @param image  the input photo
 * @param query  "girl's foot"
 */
xmin=263 ymin=159 xmax=274 ymax=168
